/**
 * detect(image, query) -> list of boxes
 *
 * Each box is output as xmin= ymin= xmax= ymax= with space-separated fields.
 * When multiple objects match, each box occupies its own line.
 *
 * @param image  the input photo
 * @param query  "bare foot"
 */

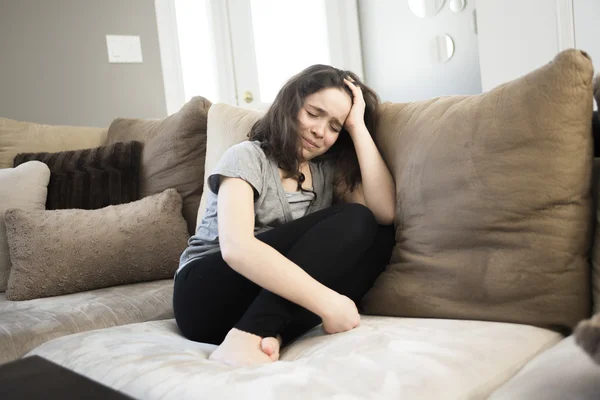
xmin=261 ymin=335 xmax=282 ymax=361
xmin=208 ymin=328 xmax=274 ymax=366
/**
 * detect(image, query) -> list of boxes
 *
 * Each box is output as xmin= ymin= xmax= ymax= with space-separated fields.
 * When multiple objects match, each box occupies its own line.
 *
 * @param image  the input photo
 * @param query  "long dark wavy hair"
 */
xmin=248 ymin=64 xmax=379 ymax=194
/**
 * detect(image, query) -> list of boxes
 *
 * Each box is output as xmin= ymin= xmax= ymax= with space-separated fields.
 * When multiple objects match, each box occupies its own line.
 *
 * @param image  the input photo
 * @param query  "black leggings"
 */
xmin=173 ymin=203 xmax=395 ymax=346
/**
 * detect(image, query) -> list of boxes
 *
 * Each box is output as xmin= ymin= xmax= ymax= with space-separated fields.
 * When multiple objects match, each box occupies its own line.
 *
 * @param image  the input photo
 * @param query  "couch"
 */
xmin=1 ymin=49 xmax=600 ymax=399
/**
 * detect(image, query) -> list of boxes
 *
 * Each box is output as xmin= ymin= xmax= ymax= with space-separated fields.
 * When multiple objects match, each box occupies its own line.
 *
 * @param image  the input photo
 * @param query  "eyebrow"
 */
xmin=307 ymin=104 xmax=343 ymax=126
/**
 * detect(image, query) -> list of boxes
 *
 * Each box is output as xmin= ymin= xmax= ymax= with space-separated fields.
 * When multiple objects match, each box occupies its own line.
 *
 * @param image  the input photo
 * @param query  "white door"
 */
xmin=225 ymin=0 xmax=364 ymax=110
xmin=156 ymin=0 xmax=364 ymax=113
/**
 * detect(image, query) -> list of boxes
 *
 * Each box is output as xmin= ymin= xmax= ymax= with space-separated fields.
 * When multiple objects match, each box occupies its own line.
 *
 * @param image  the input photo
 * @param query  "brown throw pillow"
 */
xmin=4 ymin=189 xmax=189 ymax=301
xmin=106 ymin=96 xmax=212 ymax=235
xmin=360 ymin=49 xmax=594 ymax=333
xmin=13 ymin=141 xmax=142 ymax=210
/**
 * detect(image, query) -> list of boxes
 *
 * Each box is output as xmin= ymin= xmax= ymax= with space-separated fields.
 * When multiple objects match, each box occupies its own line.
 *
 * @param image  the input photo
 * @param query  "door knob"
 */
xmin=243 ymin=90 xmax=254 ymax=103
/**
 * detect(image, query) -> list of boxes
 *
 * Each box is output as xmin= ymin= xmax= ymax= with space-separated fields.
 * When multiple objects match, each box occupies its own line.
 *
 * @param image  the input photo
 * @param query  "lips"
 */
xmin=302 ymin=137 xmax=318 ymax=149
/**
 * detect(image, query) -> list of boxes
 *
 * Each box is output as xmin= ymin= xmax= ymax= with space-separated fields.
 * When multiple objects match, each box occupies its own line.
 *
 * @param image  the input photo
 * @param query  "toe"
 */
xmin=261 ymin=337 xmax=279 ymax=357
xmin=261 ymin=342 xmax=273 ymax=356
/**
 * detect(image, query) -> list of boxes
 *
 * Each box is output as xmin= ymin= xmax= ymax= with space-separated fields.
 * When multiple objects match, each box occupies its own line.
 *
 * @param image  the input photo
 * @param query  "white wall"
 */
xmin=358 ymin=0 xmax=482 ymax=103
xmin=476 ymin=0 xmax=559 ymax=92
xmin=574 ymin=0 xmax=600 ymax=75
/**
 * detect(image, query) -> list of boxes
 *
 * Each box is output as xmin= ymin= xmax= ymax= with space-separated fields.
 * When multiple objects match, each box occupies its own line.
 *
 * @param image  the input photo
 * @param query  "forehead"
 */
xmin=304 ymin=88 xmax=352 ymax=122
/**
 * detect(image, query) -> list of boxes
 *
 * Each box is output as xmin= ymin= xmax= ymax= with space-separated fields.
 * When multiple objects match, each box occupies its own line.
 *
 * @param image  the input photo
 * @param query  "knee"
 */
xmin=336 ymin=203 xmax=377 ymax=244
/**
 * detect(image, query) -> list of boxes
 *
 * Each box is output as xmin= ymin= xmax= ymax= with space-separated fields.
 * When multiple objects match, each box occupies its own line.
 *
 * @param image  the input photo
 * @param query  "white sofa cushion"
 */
xmin=0 ymin=161 xmax=50 ymax=292
xmin=28 ymin=316 xmax=561 ymax=400
xmin=489 ymin=335 xmax=600 ymax=399
xmin=0 ymin=279 xmax=173 ymax=364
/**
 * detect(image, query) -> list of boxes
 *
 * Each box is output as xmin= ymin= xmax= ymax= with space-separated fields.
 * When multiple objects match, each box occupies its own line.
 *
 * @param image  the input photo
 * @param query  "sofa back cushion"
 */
xmin=361 ymin=49 xmax=595 ymax=333
xmin=196 ymin=104 xmax=262 ymax=227
xmin=0 ymin=161 xmax=50 ymax=292
xmin=0 ymin=118 xmax=107 ymax=169
xmin=106 ymin=97 xmax=211 ymax=235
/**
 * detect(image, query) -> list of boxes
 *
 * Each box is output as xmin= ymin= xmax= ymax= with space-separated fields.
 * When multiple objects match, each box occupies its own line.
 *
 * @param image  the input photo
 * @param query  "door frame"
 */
xmin=556 ymin=0 xmax=575 ymax=50
xmin=207 ymin=0 xmax=238 ymax=106
xmin=154 ymin=0 xmax=186 ymax=115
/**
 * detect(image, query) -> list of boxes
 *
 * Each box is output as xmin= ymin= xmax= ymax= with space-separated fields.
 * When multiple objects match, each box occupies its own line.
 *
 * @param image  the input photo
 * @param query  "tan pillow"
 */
xmin=196 ymin=104 xmax=262 ymax=228
xmin=4 ymin=189 xmax=189 ymax=301
xmin=0 ymin=118 xmax=107 ymax=169
xmin=0 ymin=161 xmax=50 ymax=292
xmin=361 ymin=49 xmax=595 ymax=332
xmin=106 ymin=96 xmax=212 ymax=235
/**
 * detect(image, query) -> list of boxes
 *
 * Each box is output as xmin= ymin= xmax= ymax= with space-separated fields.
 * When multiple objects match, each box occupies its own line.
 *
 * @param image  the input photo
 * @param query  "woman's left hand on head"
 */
xmin=343 ymin=78 xmax=367 ymax=134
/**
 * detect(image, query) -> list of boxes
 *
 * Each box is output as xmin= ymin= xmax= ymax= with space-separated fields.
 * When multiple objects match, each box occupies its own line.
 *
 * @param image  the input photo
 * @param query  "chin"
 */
xmin=302 ymin=149 xmax=316 ymax=161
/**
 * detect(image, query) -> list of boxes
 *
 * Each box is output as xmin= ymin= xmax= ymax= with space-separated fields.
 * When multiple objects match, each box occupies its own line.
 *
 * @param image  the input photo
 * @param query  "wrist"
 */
xmin=311 ymin=286 xmax=338 ymax=318
xmin=346 ymin=123 xmax=368 ymax=138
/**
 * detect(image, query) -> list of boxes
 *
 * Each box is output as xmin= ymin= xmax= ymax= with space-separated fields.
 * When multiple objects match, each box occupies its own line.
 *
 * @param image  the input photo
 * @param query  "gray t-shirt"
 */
xmin=286 ymin=190 xmax=315 ymax=220
xmin=177 ymin=140 xmax=335 ymax=274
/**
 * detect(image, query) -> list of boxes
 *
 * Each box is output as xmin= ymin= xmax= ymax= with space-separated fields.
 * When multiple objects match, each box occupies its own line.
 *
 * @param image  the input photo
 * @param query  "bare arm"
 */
xmin=217 ymin=176 xmax=341 ymax=319
xmin=339 ymin=79 xmax=396 ymax=225
xmin=336 ymin=125 xmax=396 ymax=225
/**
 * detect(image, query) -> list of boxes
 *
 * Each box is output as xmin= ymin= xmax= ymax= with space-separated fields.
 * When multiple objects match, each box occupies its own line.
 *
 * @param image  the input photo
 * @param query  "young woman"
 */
xmin=173 ymin=65 xmax=396 ymax=366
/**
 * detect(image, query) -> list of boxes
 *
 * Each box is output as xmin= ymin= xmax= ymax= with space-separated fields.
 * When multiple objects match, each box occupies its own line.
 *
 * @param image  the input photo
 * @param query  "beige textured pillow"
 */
xmin=0 ymin=118 xmax=107 ymax=169
xmin=4 ymin=189 xmax=189 ymax=301
xmin=0 ymin=161 xmax=50 ymax=292
xmin=361 ymin=49 xmax=595 ymax=332
xmin=196 ymin=104 xmax=262 ymax=228
xmin=106 ymin=96 xmax=211 ymax=235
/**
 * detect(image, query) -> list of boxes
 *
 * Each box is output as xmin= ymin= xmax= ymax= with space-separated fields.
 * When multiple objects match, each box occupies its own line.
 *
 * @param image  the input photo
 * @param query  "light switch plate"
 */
xmin=106 ymin=35 xmax=143 ymax=63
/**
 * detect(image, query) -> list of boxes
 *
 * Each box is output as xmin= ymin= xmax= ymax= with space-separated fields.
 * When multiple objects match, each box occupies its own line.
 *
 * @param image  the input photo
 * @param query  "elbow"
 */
xmin=376 ymin=208 xmax=395 ymax=226
xmin=376 ymin=215 xmax=395 ymax=226
xmin=220 ymin=236 xmax=253 ymax=266
xmin=220 ymin=241 xmax=239 ymax=265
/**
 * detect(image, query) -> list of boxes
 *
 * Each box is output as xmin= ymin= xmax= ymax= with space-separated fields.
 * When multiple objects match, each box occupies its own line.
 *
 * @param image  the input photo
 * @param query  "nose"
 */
xmin=311 ymin=120 xmax=326 ymax=138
